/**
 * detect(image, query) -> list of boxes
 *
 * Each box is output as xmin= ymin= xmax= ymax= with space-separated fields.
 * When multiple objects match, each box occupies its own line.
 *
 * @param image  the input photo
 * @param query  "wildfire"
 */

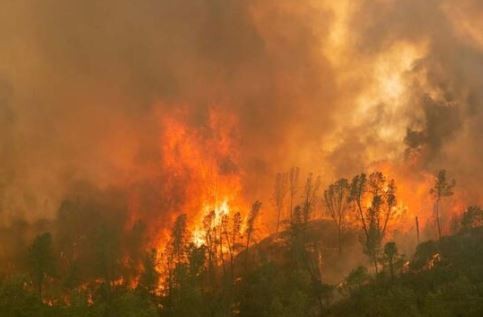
xmin=370 ymin=160 xmax=467 ymax=239
xmin=119 ymin=103 xmax=473 ymax=263
xmin=192 ymin=198 xmax=232 ymax=247
xmin=145 ymin=105 xmax=246 ymax=248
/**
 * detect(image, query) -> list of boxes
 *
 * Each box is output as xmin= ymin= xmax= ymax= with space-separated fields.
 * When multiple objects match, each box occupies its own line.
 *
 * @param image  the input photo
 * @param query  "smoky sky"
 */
xmin=345 ymin=0 xmax=483 ymax=198
xmin=0 ymin=0 xmax=482 ymax=226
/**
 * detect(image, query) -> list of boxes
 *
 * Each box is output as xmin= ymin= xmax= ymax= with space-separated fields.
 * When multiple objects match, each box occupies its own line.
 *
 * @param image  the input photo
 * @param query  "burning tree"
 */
xmin=288 ymin=167 xmax=300 ymax=222
xmin=202 ymin=210 xmax=217 ymax=283
xmin=301 ymin=173 xmax=321 ymax=225
xmin=221 ymin=211 xmax=243 ymax=279
xmin=323 ymin=178 xmax=351 ymax=254
xmin=165 ymin=214 xmax=188 ymax=299
xmin=245 ymin=201 xmax=262 ymax=266
xmin=430 ymin=169 xmax=455 ymax=240
xmin=245 ymin=201 xmax=262 ymax=250
xmin=137 ymin=249 xmax=160 ymax=297
xmin=350 ymin=172 xmax=397 ymax=273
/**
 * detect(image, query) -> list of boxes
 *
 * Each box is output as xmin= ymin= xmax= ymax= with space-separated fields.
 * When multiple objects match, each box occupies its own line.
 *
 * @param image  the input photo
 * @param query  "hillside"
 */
xmin=239 ymin=219 xmax=366 ymax=284
xmin=329 ymin=227 xmax=483 ymax=317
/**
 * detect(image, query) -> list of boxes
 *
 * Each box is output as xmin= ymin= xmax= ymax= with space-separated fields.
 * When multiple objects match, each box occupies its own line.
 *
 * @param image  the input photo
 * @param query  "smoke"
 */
xmin=0 ymin=0 xmax=481 ymax=239
xmin=344 ymin=0 xmax=483 ymax=200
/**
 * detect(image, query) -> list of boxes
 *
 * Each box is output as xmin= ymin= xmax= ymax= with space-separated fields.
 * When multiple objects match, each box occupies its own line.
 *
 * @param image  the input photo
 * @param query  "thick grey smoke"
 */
xmin=344 ymin=0 xmax=483 ymax=200
xmin=0 ymin=0 xmax=336 ymax=225
xmin=0 ymin=0 xmax=481 ymax=231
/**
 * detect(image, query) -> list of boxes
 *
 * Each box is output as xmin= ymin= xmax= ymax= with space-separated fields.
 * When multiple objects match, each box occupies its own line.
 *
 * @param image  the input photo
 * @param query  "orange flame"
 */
xmin=137 ymin=105 xmax=247 ymax=247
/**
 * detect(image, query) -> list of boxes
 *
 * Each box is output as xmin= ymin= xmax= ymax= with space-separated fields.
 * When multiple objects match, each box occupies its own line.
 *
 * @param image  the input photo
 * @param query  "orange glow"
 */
xmin=142 ymin=106 xmax=247 ymax=248
xmin=371 ymin=161 xmax=466 ymax=239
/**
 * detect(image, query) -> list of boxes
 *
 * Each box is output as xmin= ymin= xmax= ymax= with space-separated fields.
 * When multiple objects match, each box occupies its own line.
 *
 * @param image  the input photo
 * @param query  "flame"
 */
xmin=192 ymin=198 xmax=232 ymax=247
xmin=370 ymin=161 xmax=467 ymax=239
xmin=426 ymin=252 xmax=441 ymax=270
xmin=119 ymin=104 xmax=473 ymax=272
xmin=129 ymin=105 xmax=247 ymax=248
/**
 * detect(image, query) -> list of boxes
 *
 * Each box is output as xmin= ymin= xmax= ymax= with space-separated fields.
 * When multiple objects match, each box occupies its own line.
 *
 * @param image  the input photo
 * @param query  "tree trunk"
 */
xmin=415 ymin=216 xmax=420 ymax=245
xmin=37 ymin=278 xmax=43 ymax=299
xmin=373 ymin=256 xmax=379 ymax=275
xmin=245 ymin=233 xmax=251 ymax=269
xmin=435 ymin=199 xmax=442 ymax=240
xmin=389 ymin=258 xmax=394 ymax=281
xmin=337 ymin=226 xmax=342 ymax=255
xmin=219 ymin=231 xmax=226 ymax=276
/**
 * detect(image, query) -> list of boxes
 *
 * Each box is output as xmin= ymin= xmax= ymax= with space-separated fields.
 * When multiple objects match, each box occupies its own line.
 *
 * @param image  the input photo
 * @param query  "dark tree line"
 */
xmin=0 ymin=168 xmax=481 ymax=316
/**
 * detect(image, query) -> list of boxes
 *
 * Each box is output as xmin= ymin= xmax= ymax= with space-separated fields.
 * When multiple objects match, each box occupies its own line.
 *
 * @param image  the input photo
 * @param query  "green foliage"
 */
xmin=238 ymin=262 xmax=313 ymax=317
xmin=342 ymin=266 xmax=370 ymax=295
xmin=333 ymin=228 xmax=483 ymax=317
xmin=381 ymin=241 xmax=405 ymax=280
xmin=110 ymin=291 xmax=158 ymax=317
xmin=0 ymin=275 xmax=44 ymax=317
xmin=0 ymin=175 xmax=481 ymax=317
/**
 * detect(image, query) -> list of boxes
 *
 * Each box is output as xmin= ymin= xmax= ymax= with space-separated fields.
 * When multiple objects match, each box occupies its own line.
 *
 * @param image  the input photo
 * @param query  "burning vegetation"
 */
xmin=0 ymin=0 xmax=482 ymax=316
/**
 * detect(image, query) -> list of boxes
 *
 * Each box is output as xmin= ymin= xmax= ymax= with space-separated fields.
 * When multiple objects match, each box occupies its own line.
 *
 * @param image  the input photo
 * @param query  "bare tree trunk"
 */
xmin=219 ymin=228 xmax=226 ymax=276
xmin=381 ymin=205 xmax=392 ymax=239
xmin=389 ymin=258 xmax=394 ymax=281
xmin=356 ymin=201 xmax=369 ymax=240
xmin=223 ymin=229 xmax=234 ymax=282
xmin=415 ymin=216 xmax=420 ymax=245
xmin=337 ymin=225 xmax=342 ymax=255
xmin=37 ymin=278 xmax=43 ymax=300
xmin=435 ymin=199 xmax=442 ymax=240
xmin=244 ymin=228 xmax=253 ymax=272
xmin=373 ymin=254 xmax=379 ymax=275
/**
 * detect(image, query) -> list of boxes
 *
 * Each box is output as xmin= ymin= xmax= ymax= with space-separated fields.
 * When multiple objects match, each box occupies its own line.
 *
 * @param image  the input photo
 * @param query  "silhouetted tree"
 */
xmin=288 ymin=167 xmax=300 ymax=222
xmin=430 ymin=169 xmax=455 ymax=240
xmin=350 ymin=172 xmax=397 ymax=274
xmin=138 ymin=249 xmax=160 ymax=297
xmin=323 ymin=178 xmax=351 ymax=254
xmin=245 ymin=201 xmax=262 ymax=266
xmin=28 ymin=232 xmax=56 ymax=299
xmin=382 ymin=242 xmax=398 ymax=281
xmin=301 ymin=173 xmax=321 ymax=224
xmin=163 ymin=243 xmax=207 ymax=317
xmin=166 ymin=214 xmax=188 ymax=301
xmin=125 ymin=220 xmax=148 ymax=284
xmin=202 ymin=210 xmax=217 ymax=286
xmin=273 ymin=172 xmax=288 ymax=234
xmin=94 ymin=223 xmax=122 ymax=293
xmin=350 ymin=173 xmax=369 ymax=237
xmin=222 ymin=211 xmax=242 ymax=280
xmin=171 ymin=214 xmax=188 ymax=264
